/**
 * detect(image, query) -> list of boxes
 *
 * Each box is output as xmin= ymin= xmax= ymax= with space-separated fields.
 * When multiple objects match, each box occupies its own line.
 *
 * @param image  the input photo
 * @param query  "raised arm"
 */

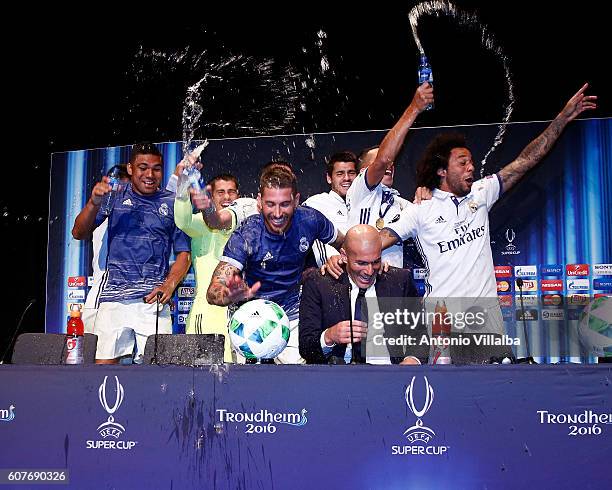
xmin=190 ymin=186 xmax=235 ymax=230
xmin=72 ymin=177 xmax=111 ymax=240
xmin=499 ymin=83 xmax=597 ymax=192
xmin=365 ymin=83 xmax=434 ymax=188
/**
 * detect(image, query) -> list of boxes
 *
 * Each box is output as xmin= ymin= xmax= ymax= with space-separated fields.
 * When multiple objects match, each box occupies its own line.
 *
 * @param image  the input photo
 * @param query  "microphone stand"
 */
xmin=152 ymin=292 xmax=163 ymax=365
xmin=516 ymin=278 xmax=536 ymax=364
xmin=0 ymin=299 xmax=36 ymax=364
xmin=348 ymin=283 xmax=358 ymax=364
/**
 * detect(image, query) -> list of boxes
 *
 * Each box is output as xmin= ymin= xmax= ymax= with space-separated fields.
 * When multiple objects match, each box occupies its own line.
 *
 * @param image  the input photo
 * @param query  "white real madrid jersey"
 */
xmin=345 ymin=170 xmax=410 ymax=267
xmin=386 ymin=175 xmax=502 ymax=298
xmin=302 ymin=191 xmax=349 ymax=267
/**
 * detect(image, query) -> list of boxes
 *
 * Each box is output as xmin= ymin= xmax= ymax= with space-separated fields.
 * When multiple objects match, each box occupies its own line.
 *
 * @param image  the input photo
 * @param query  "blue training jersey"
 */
xmin=95 ymin=184 xmax=191 ymax=303
xmin=220 ymin=206 xmax=337 ymax=315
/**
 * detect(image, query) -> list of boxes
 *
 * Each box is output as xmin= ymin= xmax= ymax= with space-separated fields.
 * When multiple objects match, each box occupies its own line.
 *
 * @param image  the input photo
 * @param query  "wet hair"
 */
xmin=129 ymin=142 xmax=163 ymax=163
xmin=106 ymin=163 xmax=129 ymax=180
xmin=259 ymin=166 xmax=298 ymax=196
xmin=416 ymin=133 xmax=468 ymax=190
xmin=260 ymin=160 xmax=293 ymax=173
xmin=357 ymin=145 xmax=379 ymax=170
xmin=326 ymin=151 xmax=358 ymax=177
xmin=207 ymin=173 xmax=239 ymax=191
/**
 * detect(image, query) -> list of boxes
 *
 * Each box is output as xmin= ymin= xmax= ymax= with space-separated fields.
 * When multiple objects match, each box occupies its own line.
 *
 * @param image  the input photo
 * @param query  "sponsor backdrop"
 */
xmin=0 ymin=365 xmax=610 ymax=488
xmin=46 ymin=119 xmax=612 ymax=362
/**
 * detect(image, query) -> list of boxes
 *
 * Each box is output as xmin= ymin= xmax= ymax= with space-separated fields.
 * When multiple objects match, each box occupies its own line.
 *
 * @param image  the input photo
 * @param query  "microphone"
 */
xmin=1 ymin=299 xmax=36 ymax=364
xmin=152 ymin=291 xmax=163 ymax=365
xmin=515 ymin=278 xmax=536 ymax=364
xmin=348 ymin=283 xmax=356 ymax=364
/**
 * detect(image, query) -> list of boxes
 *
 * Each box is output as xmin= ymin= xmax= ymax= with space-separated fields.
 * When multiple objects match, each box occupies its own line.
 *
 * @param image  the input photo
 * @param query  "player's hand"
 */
xmin=321 ymin=255 xmax=345 ymax=279
xmin=226 ymin=274 xmax=261 ymax=303
xmin=90 ymin=176 xmax=111 ymax=207
xmin=559 ymin=83 xmax=597 ymax=122
xmin=144 ymin=283 xmax=174 ymax=305
xmin=413 ymin=82 xmax=434 ymax=113
xmin=379 ymin=261 xmax=390 ymax=275
xmin=191 ymin=185 xmax=214 ymax=211
xmin=324 ymin=320 xmax=368 ymax=345
xmin=413 ymin=186 xmax=432 ymax=204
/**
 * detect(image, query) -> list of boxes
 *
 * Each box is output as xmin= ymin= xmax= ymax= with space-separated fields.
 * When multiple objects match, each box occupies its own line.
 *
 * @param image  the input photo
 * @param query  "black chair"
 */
xmin=143 ymin=334 xmax=225 ymax=365
xmin=11 ymin=333 xmax=98 ymax=364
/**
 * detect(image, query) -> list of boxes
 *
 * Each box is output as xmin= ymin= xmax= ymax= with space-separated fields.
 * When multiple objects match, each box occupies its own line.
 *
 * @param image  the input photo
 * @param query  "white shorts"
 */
xmin=93 ymin=300 xmax=172 ymax=362
xmin=82 ymin=307 xmax=97 ymax=334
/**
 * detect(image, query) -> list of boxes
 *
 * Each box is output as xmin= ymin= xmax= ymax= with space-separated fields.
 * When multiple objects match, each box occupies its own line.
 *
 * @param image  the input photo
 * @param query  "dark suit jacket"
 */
xmin=299 ymin=267 xmax=428 ymax=364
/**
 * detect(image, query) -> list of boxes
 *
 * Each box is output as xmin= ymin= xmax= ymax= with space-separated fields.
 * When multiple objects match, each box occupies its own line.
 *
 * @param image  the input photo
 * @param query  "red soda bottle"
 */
xmin=430 ymin=301 xmax=452 ymax=364
xmin=65 ymin=308 xmax=84 ymax=364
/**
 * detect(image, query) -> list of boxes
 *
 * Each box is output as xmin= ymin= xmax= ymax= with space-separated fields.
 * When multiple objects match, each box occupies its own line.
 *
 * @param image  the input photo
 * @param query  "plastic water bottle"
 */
xmin=430 ymin=301 xmax=451 ymax=365
xmin=418 ymin=54 xmax=434 ymax=110
xmin=100 ymin=166 xmax=121 ymax=215
xmin=184 ymin=165 xmax=202 ymax=193
xmin=65 ymin=309 xmax=84 ymax=364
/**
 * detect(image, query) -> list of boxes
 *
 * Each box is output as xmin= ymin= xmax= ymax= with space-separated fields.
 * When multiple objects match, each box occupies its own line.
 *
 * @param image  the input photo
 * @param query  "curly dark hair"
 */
xmin=416 ymin=133 xmax=467 ymax=190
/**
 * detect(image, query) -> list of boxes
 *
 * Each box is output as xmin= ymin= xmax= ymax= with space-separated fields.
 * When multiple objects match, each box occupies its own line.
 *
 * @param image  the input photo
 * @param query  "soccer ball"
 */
xmin=228 ymin=299 xmax=291 ymax=360
xmin=578 ymin=297 xmax=612 ymax=357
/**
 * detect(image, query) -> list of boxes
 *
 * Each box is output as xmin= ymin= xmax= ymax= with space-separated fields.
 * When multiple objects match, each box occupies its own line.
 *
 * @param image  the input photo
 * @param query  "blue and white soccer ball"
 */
xmin=578 ymin=297 xmax=612 ymax=357
xmin=229 ymin=299 xmax=291 ymax=360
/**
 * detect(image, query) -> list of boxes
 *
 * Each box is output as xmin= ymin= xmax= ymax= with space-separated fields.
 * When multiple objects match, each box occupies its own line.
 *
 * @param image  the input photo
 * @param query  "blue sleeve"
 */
xmin=220 ymin=227 xmax=249 ymax=270
xmin=172 ymin=226 xmax=191 ymax=254
xmin=94 ymin=207 xmax=107 ymax=228
xmin=313 ymin=209 xmax=337 ymax=245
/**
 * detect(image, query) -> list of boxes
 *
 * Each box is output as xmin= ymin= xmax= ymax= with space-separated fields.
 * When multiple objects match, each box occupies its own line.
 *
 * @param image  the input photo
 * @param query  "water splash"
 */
xmin=182 ymin=76 xmax=207 ymax=155
xmin=209 ymin=362 xmax=229 ymax=383
xmin=316 ymin=30 xmax=330 ymax=73
xmin=408 ymin=0 xmax=515 ymax=175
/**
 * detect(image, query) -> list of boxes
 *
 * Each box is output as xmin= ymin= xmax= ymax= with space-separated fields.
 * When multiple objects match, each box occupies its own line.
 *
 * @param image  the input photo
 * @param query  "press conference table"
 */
xmin=0 ymin=364 xmax=610 ymax=489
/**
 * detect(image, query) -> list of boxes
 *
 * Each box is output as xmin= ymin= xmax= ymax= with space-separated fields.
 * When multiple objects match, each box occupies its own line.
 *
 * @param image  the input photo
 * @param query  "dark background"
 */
xmin=1 ymin=2 xmax=609 ymax=356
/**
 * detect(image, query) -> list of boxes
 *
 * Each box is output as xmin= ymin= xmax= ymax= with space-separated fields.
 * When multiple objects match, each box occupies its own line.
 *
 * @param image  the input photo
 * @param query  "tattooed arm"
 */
xmin=206 ymin=261 xmax=261 ymax=306
xmin=499 ymin=83 xmax=597 ymax=192
xmin=380 ymin=228 xmax=401 ymax=250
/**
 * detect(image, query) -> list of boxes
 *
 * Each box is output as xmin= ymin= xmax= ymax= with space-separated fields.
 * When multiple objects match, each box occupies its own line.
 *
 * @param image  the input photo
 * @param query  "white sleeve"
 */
xmin=320 ymin=331 xmax=335 ymax=354
xmin=346 ymin=170 xmax=377 ymax=213
xmin=228 ymin=198 xmax=258 ymax=227
xmin=385 ymin=204 xmax=418 ymax=241
xmin=395 ymin=195 xmax=411 ymax=210
xmin=165 ymin=174 xmax=178 ymax=193
xmin=478 ymin=174 xmax=502 ymax=210
xmin=311 ymin=240 xmax=340 ymax=268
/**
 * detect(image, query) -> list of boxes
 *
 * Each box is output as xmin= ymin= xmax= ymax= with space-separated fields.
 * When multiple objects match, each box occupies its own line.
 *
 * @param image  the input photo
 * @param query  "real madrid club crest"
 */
xmin=468 ymin=201 xmax=478 ymax=213
xmin=158 ymin=202 xmax=169 ymax=216
xmin=299 ymin=237 xmax=309 ymax=253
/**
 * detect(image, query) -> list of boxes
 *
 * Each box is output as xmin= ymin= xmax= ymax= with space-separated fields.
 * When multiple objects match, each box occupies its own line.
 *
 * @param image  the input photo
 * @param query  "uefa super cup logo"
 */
xmin=404 ymin=376 xmax=436 ymax=443
xmin=97 ymin=376 xmax=125 ymax=438
xmin=505 ymin=228 xmax=516 ymax=251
